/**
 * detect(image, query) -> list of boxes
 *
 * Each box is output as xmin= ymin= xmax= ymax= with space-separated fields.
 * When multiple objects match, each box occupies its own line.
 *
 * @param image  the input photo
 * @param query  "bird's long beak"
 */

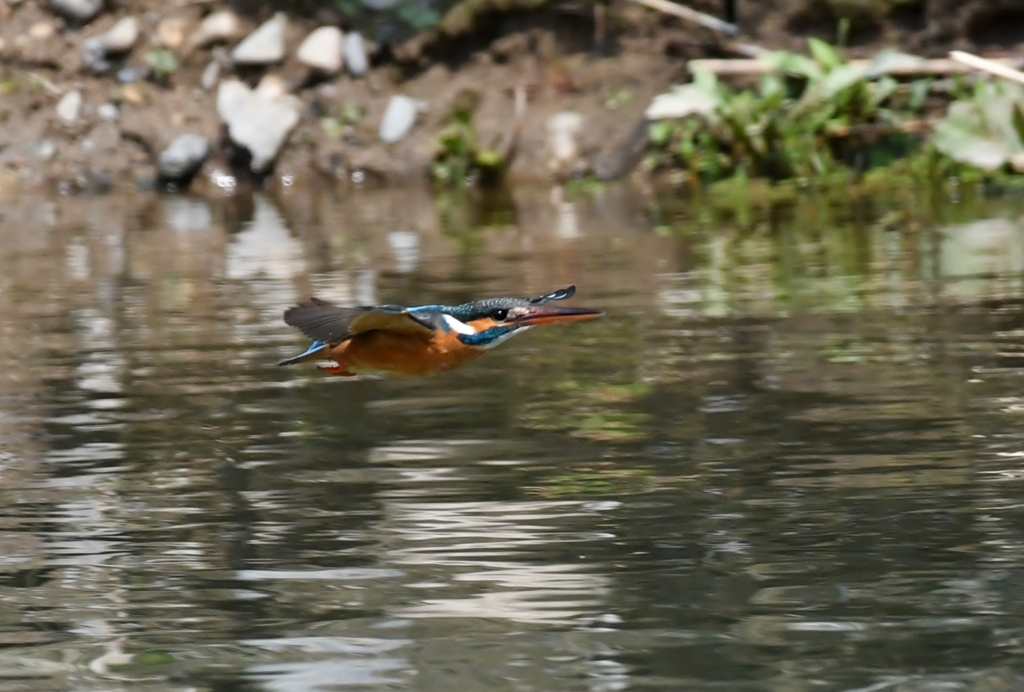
xmin=518 ymin=305 xmax=604 ymax=326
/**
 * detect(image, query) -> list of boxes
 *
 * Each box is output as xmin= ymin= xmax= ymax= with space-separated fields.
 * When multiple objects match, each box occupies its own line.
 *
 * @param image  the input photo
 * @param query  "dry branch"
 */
xmin=626 ymin=0 xmax=739 ymax=36
xmin=826 ymin=120 xmax=935 ymax=139
xmin=950 ymin=50 xmax=1024 ymax=86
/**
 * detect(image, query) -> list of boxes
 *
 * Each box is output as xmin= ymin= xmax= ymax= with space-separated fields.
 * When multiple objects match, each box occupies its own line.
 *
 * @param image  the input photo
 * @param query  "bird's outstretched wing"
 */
xmin=283 ymin=297 xmax=435 ymax=346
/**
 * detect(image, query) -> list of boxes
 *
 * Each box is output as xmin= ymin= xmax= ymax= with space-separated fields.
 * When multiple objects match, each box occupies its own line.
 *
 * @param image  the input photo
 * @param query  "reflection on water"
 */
xmin=1 ymin=185 xmax=1024 ymax=691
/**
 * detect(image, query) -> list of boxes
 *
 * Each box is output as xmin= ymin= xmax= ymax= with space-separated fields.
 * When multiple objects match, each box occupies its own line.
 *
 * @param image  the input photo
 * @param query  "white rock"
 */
xmin=36 ymin=140 xmax=57 ymax=160
xmin=156 ymin=14 xmax=191 ymax=49
xmin=56 ymin=90 xmax=83 ymax=125
xmin=29 ymin=22 xmax=55 ymax=40
xmin=297 ymin=26 xmax=343 ymax=74
xmin=254 ymin=74 xmax=288 ymax=101
xmin=231 ymin=13 xmax=285 ymax=65
xmin=96 ymin=102 xmax=119 ymax=121
xmin=200 ymin=60 xmax=220 ymax=91
xmin=189 ymin=10 xmax=242 ymax=50
xmin=158 ymin=133 xmax=211 ymax=182
xmin=82 ymin=16 xmax=139 ymax=72
xmin=50 ymin=0 xmax=103 ymax=23
xmin=81 ymin=37 xmax=109 ymax=72
xmin=645 ymin=84 xmax=718 ymax=121
xmin=379 ymin=94 xmax=421 ymax=143
xmin=546 ymin=111 xmax=583 ymax=166
xmin=217 ymin=79 xmax=250 ymax=117
xmin=344 ymin=31 xmax=368 ymax=76
xmin=217 ymin=79 xmax=300 ymax=173
xmin=101 ymin=16 xmax=139 ymax=52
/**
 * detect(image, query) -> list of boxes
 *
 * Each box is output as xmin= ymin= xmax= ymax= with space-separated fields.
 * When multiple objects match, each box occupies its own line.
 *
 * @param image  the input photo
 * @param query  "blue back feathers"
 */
xmin=410 ymin=285 xmax=577 ymax=323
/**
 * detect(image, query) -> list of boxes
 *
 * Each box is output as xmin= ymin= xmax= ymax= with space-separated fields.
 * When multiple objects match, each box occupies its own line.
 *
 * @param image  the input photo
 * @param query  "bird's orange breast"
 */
xmin=326 ymin=329 xmax=484 ymax=376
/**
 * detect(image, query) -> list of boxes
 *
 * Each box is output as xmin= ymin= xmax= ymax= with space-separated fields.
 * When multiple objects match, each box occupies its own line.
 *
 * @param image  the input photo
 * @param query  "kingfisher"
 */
xmin=278 ymin=285 xmax=603 ymax=378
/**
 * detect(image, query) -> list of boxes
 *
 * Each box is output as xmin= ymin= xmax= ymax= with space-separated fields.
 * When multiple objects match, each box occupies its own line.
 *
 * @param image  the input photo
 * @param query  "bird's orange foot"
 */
xmin=318 ymin=363 xmax=358 ymax=377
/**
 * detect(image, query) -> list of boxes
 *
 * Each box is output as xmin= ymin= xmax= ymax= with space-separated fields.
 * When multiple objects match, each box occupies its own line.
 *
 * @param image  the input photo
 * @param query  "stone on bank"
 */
xmin=231 ymin=13 xmax=286 ymax=65
xmin=158 ymin=133 xmax=211 ymax=186
xmin=217 ymin=79 xmax=300 ymax=174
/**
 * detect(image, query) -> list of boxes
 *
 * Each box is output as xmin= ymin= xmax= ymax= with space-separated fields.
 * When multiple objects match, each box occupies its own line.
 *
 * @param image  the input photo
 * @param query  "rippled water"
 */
xmin=2 ymin=184 xmax=1024 ymax=691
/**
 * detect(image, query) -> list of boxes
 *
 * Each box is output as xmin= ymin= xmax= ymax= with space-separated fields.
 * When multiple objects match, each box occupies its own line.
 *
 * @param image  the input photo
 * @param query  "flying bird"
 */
xmin=279 ymin=285 xmax=603 ymax=378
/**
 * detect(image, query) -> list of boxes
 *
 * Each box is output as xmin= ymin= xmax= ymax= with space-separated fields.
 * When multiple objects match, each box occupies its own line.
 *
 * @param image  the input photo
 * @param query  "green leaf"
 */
xmin=763 ymin=50 xmax=823 ymax=81
xmin=758 ymin=74 xmax=784 ymax=100
xmin=397 ymin=1 xmax=440 ymax=29
xmin=691 ymin=66 xmax=719 ymax=95
xmin=1013 ymin=103 xmax=1024 ymax=149
xmin=978 ymin=86 xmax=1024 ymax=154
xmin=320 ymin=117 xmax=344 ymax=141
xmin=648 ymin=120 xmax=673 ymax=145
xmin=645 ymin=83 xmax=719 ymax=120
xmin=144 ymin=49 xmax=178 ymax=78
xmin=474 ymin=148 xmax=504 ymax=169
xmin=908 ymin=78 xmax=931 ymax=112
xmin=869 ymin=76 xmax=898 ymax=110
xmin=931 ymin=103 xmax=1011 ymax=170
xmin=332 ymin=0 xmax=361 ymax=16
xmin=837 ymin=17 xmax=850 ymax=48
xmin=863 ymin=50 xmax=926 ymax=79
xmin=818 ymin=63 xmax=869 ymax=100
xmin=340 ymin=102 xmax=362 ymax=124
xmin=808 ymin=38 xmax=844 ymax=70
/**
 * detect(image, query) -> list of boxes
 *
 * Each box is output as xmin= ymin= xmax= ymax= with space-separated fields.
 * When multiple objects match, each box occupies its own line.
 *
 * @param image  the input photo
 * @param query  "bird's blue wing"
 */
xmin=282 ymin=298 xmax=435 ymax=348
xmin=347 ymin=308 xmax=436 ymax=336
xmin=278 ymin=340 xmax=328 ymax=366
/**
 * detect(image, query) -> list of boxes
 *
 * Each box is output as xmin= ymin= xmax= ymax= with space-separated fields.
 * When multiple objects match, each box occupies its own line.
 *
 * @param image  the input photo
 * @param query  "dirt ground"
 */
xmin=0 ymin=0 xmax=1020 ymax=195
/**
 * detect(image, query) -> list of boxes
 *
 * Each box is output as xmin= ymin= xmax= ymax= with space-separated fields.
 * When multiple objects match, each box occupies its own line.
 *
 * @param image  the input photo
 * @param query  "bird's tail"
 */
xmin=278 ymin=341 xmax=328 ymax=366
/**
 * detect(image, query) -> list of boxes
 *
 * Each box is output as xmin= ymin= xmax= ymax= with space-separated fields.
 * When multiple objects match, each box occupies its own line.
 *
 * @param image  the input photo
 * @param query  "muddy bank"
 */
xmin=0 ymin=0 xmax=1019 ymax=195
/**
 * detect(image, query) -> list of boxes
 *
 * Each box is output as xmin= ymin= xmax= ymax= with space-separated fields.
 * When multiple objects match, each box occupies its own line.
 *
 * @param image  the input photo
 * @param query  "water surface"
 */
xmin=1 ymin=185 xmax=1024 ymax=691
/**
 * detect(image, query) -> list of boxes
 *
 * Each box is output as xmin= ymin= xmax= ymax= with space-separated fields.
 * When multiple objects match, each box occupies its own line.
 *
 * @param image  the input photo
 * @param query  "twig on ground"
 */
xmin=950 ymin=50 xmax=1024 ymax=86
xmin=498 ymin=84 xmax=528 ymax=166
xmin=626 ymin=0 xmax=740 ymax=36
xmin=826 ymin=120 xmax=934 ymax=138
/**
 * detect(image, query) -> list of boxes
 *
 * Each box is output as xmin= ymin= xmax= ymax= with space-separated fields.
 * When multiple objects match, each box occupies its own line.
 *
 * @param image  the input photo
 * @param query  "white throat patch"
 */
xmin=440 ymin=314 xmax=476 ymax=335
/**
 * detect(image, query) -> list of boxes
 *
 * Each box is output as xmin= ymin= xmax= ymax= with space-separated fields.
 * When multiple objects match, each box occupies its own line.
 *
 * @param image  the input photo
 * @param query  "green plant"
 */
xmin=144 ymin=50 xmax=178 ymax=85
xmin=431 ymin=92 xmax=506 ymax=186
xmin=320 ymin=102 xmax=363 ymax=142
xmin=646 ymin=40 xmax=934 ymax=185
xmin=931 ymin=79 xmax=1024 ymax=172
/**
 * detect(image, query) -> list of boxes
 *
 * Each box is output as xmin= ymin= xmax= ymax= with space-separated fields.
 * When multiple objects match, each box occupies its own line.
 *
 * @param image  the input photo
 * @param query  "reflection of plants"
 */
xmin=531 ymin=465 xmax=654 ymax=498
xmin=522 ymin=381 xmax=652 ymax=442
xmin=432 ymin=91 xmax=506 ymax=186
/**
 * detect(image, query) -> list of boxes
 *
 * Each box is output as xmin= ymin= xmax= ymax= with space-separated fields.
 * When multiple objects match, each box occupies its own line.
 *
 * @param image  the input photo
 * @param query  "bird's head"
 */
xmin=438 ymin=285 xmax=603 ymax=348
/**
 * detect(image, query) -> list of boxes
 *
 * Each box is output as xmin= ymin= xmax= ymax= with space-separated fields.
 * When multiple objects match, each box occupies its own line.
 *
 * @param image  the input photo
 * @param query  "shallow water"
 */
xmin=1 ymin=184 xmax=1024 ymax=691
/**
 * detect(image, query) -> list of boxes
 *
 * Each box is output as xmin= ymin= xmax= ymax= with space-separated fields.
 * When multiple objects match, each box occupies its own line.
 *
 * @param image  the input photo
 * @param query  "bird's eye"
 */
xmin=492 ymin=308 xmax=509 ymax=321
